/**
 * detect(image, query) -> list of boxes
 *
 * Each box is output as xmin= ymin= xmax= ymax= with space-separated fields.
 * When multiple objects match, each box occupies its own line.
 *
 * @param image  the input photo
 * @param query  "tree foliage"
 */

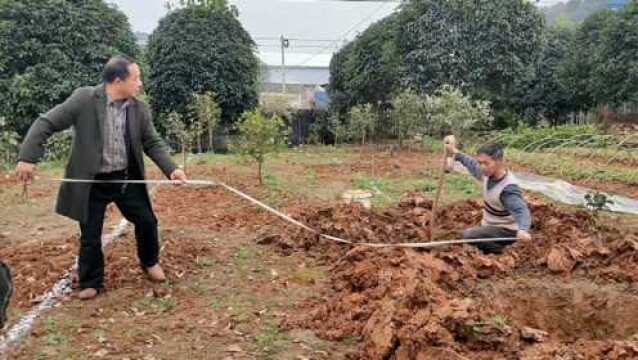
xmin=329 ymin=0 xmax=544 ymax=127
xmin=328 ymin=41 xmax=356 ymax=117
xmin=542 ymin=0 xmax=609 ymax=26
xmin=593 ymin=3 xmax=638 ymax=106
xmin=329 ymin=114 xmax=349 ymax=146
xmin=390 ymin=89 xmax=424 ymax=148
xmin=329 ymin=14 xmax=402 ymax=116
xmin=348 ymin=104 xmax=377 ymax=146
xmin=147 ymin=2 xmax=259 ymax=128
xmin=0 ymin=0 xmax=139 ymax=136
xmin=560 ymin=4 xmax=638 ymax=110
xmin=513 ymin=3 xmax=637 ymax=122
xmin=234 ymin=110 xmax=288 ymax=185
xmin=0 ymin=117 xmax=19 ymax=169
xmin=190 ymin=92 xmax=222 ymax=152
xmin=43 ymin=130 xmax=73 ymax=163
xmin=398 ymin=0 xmax=544 ymax=111
xmin=166 ymin=111 xmax=203 ymax=173
xmin=513 ymin=24 xmax=578 ymax=123
xmin=330 ymin=0 xmax=637 ymax=128
xmin=423 ymin=85 xmax=492 ymax=137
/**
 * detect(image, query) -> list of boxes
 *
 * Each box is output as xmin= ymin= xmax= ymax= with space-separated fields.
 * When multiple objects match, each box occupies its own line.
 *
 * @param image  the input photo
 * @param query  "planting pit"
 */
xmin=474 ymin=278 xmax=638 ymax=342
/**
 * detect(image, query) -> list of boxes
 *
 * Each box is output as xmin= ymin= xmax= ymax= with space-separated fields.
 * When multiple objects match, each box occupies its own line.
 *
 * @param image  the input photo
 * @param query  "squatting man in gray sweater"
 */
xmin=444 ymin=135 xmax=532 ymax=254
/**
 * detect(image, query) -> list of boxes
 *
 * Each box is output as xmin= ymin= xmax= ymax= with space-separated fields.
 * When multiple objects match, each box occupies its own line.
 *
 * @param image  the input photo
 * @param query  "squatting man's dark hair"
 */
xmin=477 ymin=143 xmax=504 ymax=161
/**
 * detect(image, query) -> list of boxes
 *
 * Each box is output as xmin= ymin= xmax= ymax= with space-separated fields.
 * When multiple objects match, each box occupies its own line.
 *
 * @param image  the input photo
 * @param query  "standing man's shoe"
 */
xmin=0 ymin=262 xmax=13 ymax=328
xmin=145 ymin=265 xmax=166 ymax=282
xmin=76 ymin=288 xmax=99 ymax=300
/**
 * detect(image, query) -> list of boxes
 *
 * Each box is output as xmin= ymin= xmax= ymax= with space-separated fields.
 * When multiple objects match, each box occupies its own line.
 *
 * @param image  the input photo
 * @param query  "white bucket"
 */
xmin=342 ymin=190 xmax=374 ymax=209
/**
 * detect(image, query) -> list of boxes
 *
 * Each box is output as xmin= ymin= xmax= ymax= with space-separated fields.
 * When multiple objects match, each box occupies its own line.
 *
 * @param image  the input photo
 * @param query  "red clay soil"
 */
xmin=0 ymin=176 xmax=260 ymax=311
xmin=149 ymin=181 xmax=638 ymax=359
xmin=153 ymin=185 xmax=280 ymax=233
xmin=0 ymin=236 xmax=78 ymax=308
xmin=0 ymin=172 xmax=17 ymax=186
xmin=309 ymin=150 xmax=438 ymax=181
xmin=4 ymin=169 xmax=638 ymax=359
xmin=261 ymin=194 xmax=638 ymax=359
xmin=0 ymin=228 xmax=218 ymax=311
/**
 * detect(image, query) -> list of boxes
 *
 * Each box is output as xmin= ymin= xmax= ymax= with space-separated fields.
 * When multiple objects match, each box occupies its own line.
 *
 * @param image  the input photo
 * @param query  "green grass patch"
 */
xmin=195 ymin=256 xmax=217 ymax=268
xmin=253 ymin=322 xmax=293 ymax=358
xmin=305 ymin=168 xmax=317 ymax=184
xmin=234 ymin=246 xmax=254 ymax=262
xmin=210 ymin=297 xmax=223 ymax=311
xmin=233 ymin=246 xmax=262 ymax=275
xmin=445 ymin=173 xmax=481 ymax=198
xmin=490 ymin=125 xmax=605 ymax=150
xmin=229 ymin=300 xmax=255 ymax=324
xmin=289 ymin=268 xmax=326 ymax=285
xmin=133 ymin=296 xmax=178 ymax=315
xmin=44 ymin=318 xmax=68 ymax=346
xmin=510 ymin=149 xmax=638 ymax=185
xmin=349 ymin=172 xmax=480 ymax=208
xmin=270 ymin=146 xmax=353 ymax=167
xmin=263 ymin=173 xmax=282 ymax=189
xmin=490 ymin=314 xmax=511 ymax=330
xmin=341 ymin=335 xmax=361 ymax=346
xmin=354 ymin=175 xmax=391 ymax=193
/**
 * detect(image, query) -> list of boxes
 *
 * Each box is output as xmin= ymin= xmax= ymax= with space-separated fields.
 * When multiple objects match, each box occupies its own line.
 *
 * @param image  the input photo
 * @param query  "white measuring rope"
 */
xmin=214 ymin=179 xmax=519 ymax=248
xmin=0 ymin=177 xmax=519 ymax=354
xmin=47 ymin=177 xmax=520 ymax=249
xmin=50 ymin=178 xmax=216 ymax=186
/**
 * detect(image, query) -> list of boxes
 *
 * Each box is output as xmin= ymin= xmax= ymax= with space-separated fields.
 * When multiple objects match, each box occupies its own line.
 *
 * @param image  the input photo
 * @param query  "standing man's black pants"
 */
xmin=78 ymin=170 xmax=159 ymax=290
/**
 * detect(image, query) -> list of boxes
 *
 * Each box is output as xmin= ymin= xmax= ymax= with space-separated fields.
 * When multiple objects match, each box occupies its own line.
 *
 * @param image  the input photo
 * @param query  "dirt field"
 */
xmin=1 ymin=147 xmax=637 ymax=359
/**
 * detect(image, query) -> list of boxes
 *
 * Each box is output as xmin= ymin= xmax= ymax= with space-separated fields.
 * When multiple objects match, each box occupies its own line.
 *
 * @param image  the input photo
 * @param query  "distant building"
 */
xmin=134 ymin=32 xmax=149 ymax=48
xmin=258 ymin=52 xmax=332 ymax=99
xmin=230 ymin=0 xmax=398 ymax=106
xmin=608 ymin=0 xmax=629 ymax=11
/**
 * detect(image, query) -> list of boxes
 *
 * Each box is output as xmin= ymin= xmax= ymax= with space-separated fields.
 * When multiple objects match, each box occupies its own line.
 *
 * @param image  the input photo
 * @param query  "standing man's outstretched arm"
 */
xmin=16 ymin=88 xmax=87 ymax=184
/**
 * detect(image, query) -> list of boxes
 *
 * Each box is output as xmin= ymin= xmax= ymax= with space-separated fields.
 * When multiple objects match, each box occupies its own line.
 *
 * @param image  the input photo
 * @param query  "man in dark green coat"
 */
xmin=16 ymin=55 xmax=187 ymax=300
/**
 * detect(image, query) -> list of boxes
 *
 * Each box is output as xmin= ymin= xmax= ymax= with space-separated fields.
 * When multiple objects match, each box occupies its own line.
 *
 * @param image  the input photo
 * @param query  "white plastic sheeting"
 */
xmin=452 ymin=162 xmax=638 ymax=215
xmin=513 ymin=172 xmax=638 ymax=215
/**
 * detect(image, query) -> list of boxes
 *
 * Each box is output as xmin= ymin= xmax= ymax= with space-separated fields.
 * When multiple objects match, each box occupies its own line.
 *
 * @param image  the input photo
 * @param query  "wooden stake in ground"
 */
xmin=429 ymin=137 xmax=454 ymax=241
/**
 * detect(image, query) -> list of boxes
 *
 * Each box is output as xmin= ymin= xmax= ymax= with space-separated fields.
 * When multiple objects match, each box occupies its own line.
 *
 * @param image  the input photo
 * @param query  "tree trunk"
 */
xmin=197 ymin=134 xmax=202 ymax=154
xmin=396 ymin=116 xmax=402 ymax=150
xmin=182 ymin=138 xmax=187 ymax=174
xmin=183 ymin=149 xmax=187 ymax=175
xmin=360 ymin=134 xmax=365 ymax=156
xmin=208 ymin=127 xmax=214 ymax=154
xmin=371 ymin=151 xmax=375 ymax=178
xmin=258 ymin=160 xmax=263 ymax=185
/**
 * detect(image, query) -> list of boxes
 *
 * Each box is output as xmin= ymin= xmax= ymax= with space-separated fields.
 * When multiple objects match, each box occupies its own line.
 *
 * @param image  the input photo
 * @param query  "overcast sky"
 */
xmin=108 ymin=0 xmax=567 ymax=33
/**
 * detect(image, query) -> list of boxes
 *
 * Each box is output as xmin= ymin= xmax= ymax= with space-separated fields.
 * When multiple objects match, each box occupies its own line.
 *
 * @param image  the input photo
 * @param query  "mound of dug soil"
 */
xmin=264 ymin=194 xmax=638 ymax=359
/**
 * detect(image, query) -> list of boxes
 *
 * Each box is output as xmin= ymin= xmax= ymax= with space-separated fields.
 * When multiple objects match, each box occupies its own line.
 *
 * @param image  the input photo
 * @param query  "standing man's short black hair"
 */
xmin=103 ymin=55 xmax=135 ymax=83
xmin=477 ymin=143 xmax=504 ymax=160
